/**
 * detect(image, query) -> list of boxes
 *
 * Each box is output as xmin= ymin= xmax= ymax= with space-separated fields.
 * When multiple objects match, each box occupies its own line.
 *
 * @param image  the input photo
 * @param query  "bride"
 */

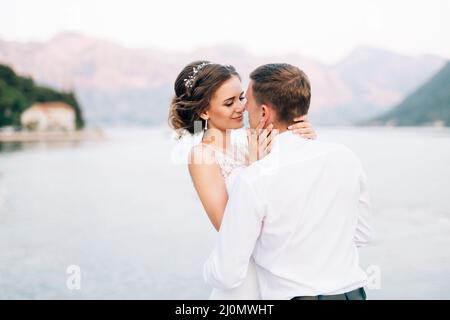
xmin=169 ymin=61 xmax=316 ymax=299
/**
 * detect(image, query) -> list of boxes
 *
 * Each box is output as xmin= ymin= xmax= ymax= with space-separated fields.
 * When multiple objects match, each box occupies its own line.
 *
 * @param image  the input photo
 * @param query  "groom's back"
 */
xmin=244 ymin=131 xmax=370 ymax=299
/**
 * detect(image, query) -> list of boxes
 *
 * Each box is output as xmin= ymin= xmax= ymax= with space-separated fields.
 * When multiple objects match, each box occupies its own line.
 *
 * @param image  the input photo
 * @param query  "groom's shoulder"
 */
xmin=315 ymin=139 xmax=354 ymax=153
xmin=237 ymin=158 xmax=269 ymax=185
xmin=314 ymin=140 xmax=362 ymax=164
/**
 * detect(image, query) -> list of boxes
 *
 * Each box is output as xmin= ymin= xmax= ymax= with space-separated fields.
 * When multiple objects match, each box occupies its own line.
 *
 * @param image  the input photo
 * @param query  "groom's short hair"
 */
xmin=250 ymin=63 xmax=311 ymax=123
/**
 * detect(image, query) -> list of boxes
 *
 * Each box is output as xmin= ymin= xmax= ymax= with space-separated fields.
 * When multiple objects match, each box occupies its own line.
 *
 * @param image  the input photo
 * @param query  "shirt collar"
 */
xmin=271 ymin=129 xmax=309 ymax=152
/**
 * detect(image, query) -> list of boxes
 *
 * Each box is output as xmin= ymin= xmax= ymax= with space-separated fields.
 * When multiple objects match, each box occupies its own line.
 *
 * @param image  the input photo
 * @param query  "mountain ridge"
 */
xmin=0 ymin=32 xmax=446 ymax=126
xmin=367 ymin=61 xmax=450 ymax=126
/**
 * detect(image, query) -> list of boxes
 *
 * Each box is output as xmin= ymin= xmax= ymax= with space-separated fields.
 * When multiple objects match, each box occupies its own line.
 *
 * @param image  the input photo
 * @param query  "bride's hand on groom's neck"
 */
xmin=287 ymin=115 xmax=317 ymax=140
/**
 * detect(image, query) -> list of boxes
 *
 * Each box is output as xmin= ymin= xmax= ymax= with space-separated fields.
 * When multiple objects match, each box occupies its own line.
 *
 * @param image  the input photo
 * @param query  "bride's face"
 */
xmin=202 ymin=76 xmax=245 ymax=131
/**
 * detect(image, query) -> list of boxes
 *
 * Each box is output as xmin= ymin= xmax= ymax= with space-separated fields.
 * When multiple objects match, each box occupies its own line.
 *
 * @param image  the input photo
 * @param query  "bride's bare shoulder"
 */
xmin=188 ymin=143 xmax=217 ymax=167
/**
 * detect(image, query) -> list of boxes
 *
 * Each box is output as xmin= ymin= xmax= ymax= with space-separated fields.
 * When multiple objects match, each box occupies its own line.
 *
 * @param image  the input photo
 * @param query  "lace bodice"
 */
xmin=202 ymin=143 xmax=248 ymax=191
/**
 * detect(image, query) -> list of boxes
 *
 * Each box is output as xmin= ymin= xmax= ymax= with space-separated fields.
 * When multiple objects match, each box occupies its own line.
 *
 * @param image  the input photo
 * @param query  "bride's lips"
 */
xmin=232 ymin=115 xmax=243 ymax=121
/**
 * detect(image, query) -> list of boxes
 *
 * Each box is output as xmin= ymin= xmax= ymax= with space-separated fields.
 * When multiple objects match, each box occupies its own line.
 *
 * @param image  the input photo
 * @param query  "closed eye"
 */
xmin=224 ymin=92 xmax=245 ymax=107
xmin=224 ymin=99 xmax=234 ymax=107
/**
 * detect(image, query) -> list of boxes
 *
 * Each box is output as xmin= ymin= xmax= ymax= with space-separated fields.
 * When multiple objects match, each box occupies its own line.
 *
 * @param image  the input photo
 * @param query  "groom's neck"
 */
xmin=270 ymin=121 xmax=289 ymax=134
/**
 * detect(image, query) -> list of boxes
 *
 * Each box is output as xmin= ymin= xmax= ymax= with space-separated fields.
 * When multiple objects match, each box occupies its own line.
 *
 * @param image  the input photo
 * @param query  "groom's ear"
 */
xmin=261 ymin=104 xmax=270 ymax=122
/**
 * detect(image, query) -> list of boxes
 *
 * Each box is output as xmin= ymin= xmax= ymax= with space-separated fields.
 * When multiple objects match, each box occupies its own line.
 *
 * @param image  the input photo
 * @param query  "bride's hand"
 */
xmin=287 ymin=115 xmax=317 ymax=139
xmin=247 ymin=119 xmax=277 ymax=165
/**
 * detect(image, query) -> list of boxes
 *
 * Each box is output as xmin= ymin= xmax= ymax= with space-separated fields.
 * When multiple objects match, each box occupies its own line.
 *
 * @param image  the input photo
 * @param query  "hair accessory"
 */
xmin=183 ymin=62 xmax=211 ymax=88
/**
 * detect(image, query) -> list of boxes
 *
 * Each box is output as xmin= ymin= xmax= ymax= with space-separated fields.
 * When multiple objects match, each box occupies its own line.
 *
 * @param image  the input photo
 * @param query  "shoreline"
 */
xmin=0 ymin=128 xmax=106 ymax=143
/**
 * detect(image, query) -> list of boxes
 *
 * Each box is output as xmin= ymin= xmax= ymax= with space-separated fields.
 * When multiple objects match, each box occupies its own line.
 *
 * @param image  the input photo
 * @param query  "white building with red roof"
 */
xmin=20 ymin=102 xmax=76 ymax=131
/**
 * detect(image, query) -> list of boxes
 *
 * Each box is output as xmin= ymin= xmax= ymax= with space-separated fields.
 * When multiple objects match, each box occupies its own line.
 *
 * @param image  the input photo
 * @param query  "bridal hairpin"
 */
xmin=183 ymin=62 xmax=211 ymax=88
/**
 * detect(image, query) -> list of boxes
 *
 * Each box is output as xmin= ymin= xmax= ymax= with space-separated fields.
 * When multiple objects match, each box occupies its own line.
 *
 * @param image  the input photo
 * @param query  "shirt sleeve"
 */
xmin=203 ymin=174 xmax=264 ymax=289
xmin=354 ymin=166 xmax=372 ymax=247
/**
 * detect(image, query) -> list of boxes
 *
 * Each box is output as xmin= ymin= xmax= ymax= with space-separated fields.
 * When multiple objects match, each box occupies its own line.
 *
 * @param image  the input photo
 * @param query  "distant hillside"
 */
xmin=0 ymin=64 xmax=84 ymax=129
xmin=0 ymin=32 xmax=446 ymax=126
xmin=367 ymin=61 xmax=450 ymax=126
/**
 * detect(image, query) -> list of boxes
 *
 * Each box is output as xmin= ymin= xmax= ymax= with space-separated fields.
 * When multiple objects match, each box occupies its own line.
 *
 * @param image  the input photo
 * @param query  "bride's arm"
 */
xmin=188 ymin=145 xmax=228 ymax=232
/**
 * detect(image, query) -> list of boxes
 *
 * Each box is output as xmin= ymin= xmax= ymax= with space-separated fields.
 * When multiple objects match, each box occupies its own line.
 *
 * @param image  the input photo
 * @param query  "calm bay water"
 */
xmin=0 ymin=126 xmax=450 ymax=299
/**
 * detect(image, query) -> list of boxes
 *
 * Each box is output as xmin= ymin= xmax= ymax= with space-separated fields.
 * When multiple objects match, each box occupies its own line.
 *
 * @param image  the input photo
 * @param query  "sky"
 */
xmin=1 ymin=0 xmax=449 ymax=63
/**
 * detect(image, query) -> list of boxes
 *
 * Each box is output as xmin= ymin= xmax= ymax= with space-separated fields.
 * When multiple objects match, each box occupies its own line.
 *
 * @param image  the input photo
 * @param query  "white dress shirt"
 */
xmin=203 ymin=130 xmax=372 ymax=299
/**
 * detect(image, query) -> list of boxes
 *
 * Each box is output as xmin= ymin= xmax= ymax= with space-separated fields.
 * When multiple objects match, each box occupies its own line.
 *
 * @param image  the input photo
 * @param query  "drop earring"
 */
xmin=204 ymin=118 xmax=208 ymax=131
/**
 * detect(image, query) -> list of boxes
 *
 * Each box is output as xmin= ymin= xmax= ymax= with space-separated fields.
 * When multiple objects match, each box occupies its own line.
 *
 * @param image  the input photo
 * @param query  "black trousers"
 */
xmin=291 ymin=287 xmax=367 ymax=300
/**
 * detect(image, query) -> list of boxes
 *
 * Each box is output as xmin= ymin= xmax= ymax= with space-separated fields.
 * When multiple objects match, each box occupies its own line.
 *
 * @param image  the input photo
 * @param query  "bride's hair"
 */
xmin=168 ymin=61 xmax=240 ymax=137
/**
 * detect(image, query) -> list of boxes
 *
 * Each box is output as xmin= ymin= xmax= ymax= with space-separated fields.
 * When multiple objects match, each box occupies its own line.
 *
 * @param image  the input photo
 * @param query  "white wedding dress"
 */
xmin=202 ymin=142 xmax=262 ymax=300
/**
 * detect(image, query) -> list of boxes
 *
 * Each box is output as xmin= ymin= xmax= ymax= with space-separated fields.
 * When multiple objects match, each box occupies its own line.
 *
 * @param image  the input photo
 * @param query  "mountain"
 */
xmin=0 ymin=63 xmax=84 ymax=129
xmin=332 ymin=46 xmax=445 ymax=123
xmin=366 ymin=61 xmax=450 ymax=126
xmin=0 ymin=32 xmax=446 ymax=126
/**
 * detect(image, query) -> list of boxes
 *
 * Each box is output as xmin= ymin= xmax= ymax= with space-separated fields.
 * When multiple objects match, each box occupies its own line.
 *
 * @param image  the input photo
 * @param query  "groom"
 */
xmin=203 ymin=63 xmax=372 ymax=300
